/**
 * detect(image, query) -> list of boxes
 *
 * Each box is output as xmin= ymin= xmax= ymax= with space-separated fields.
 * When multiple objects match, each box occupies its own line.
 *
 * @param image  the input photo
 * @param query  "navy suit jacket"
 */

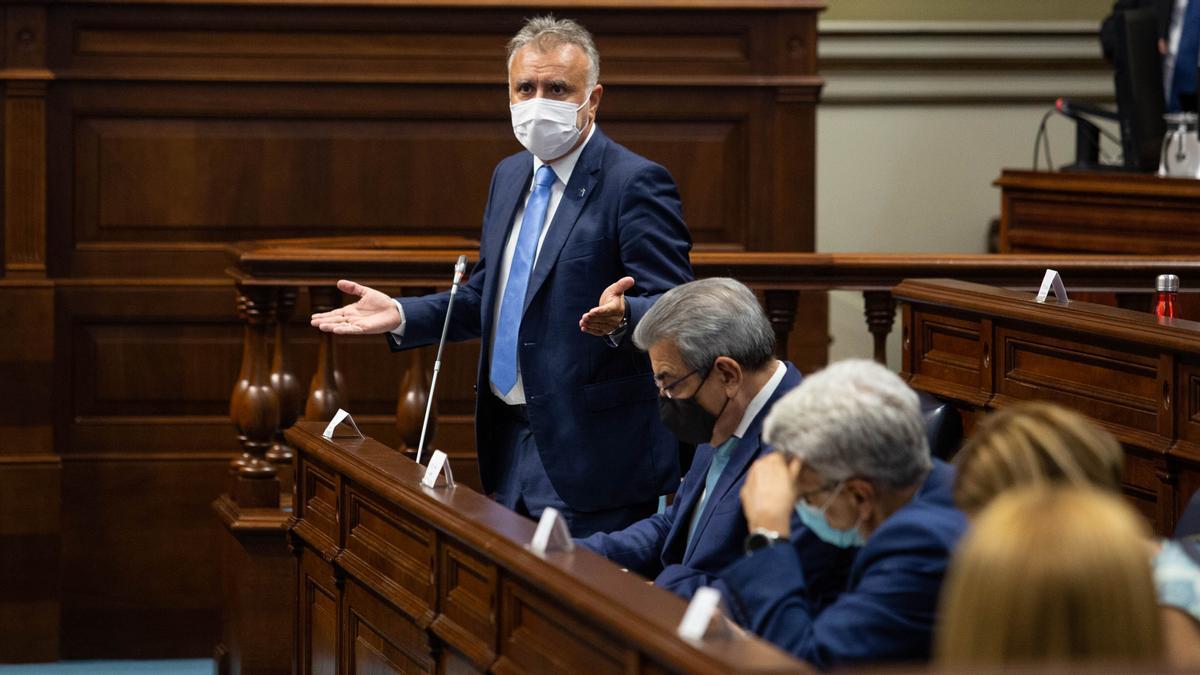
xmin=717 ymin=459 xmax=967 ymax=671
xmin=390 ymin=127 xmax=694 ymax=511
xmin=578 ymin=363 xmax=804 ymax=599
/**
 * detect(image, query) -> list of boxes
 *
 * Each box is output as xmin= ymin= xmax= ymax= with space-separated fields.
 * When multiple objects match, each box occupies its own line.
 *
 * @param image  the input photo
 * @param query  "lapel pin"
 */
xmin=578 ymin=187 xmax=587 ymax=197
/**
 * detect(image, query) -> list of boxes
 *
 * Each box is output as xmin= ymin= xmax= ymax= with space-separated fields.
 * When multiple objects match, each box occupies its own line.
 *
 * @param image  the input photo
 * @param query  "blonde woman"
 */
xmin=937 ymin=487 xmax=1162 ymax=666
xmin=951 ymin=402 xmax=1200 ymax=667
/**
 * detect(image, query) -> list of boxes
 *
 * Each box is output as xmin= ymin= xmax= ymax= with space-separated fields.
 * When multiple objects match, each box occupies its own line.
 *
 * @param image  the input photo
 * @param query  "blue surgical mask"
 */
xmin=794 ymin=482 xmax=865 ymax=549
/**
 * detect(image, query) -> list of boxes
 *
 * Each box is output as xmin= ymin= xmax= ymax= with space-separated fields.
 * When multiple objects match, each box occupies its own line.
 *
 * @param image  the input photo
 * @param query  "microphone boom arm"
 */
xmin=416 ymin=255 xmax=467 ymax=464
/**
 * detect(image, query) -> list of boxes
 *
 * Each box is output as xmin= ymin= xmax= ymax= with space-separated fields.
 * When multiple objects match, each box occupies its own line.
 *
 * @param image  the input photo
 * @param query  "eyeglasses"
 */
xmin=796 ymin=480 xmax=843 ymax=508
xmin=656 ymin=368 xmax=705 ymax=399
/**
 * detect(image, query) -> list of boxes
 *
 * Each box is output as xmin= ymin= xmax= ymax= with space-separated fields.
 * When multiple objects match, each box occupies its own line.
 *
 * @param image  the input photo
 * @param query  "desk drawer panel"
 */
xmin=299 ymin=545 xmax=339 ymax=675
xmin=496 ymin=580 xmax=627 ymax=675
xmin=297 ymin=457 xmax=340 ymax=550
xmin=996 ymin=327 xmax=1160 ymax=435
xmin=345 ymin=578 xmax=434 ymax=675
xmin=909 ymin=310 xmax=984 ymax=395
xmin=341 ymin=483 xmax=436 ymax=625
xmin=432 ymin=541 xmax=497 ymax=670
xmin=1175 ymin=361 xmax=1200 ymax=448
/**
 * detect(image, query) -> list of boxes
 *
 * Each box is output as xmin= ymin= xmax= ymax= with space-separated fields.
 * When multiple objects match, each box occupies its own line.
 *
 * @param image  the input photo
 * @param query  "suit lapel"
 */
xmin=681 ymin=365 xmax=803 ymax=563
xmin=662 ymin=445 xmax=713 ymax=563
xmin=522 ymin=129 xmax=607 ymax=313
xmin=481 ymin=159 xmax=532 ymax=322
xmin=681 ymin=434 xmax=759 ymax=562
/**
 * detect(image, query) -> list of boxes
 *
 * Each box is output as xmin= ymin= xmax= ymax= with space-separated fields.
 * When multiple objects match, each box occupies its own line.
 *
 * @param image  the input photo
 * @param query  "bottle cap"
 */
xmin=1157 ymin=274 xmax=1181 ymax=293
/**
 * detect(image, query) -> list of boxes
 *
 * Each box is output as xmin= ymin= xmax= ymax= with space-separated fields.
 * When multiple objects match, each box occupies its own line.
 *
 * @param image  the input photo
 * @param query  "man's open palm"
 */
xmin=310 ymin=280 xmax=402 ymax=335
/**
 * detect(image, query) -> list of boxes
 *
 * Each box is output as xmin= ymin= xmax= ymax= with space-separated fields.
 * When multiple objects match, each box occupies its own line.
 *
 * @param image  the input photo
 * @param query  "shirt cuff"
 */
xmin=390 ymin=299 xmax=406 ymax=338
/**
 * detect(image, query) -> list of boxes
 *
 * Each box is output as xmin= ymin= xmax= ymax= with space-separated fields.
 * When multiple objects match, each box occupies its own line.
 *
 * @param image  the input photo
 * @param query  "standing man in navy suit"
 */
xmin=579 ymin=279 xmax=813 ymax=599
xmin=310 ymin=16 xmax=693 ymax=536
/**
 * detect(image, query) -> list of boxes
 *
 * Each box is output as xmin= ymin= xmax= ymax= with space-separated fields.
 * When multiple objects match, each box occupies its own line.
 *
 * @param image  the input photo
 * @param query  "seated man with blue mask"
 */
xmin=718 ymin=359 xmax=967 ymax=670
xmin=577 ymin=278 xmax=847 ymax=600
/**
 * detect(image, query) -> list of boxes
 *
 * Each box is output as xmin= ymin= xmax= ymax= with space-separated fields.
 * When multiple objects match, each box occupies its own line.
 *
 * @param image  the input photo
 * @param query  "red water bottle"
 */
xmin=1155 ymin=274 xmax=1180 ymax=319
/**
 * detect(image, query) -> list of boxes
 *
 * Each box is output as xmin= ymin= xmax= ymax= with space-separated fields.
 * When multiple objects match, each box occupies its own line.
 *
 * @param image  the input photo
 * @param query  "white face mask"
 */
xmin=510 ymin=97 xmax=589 ymax=161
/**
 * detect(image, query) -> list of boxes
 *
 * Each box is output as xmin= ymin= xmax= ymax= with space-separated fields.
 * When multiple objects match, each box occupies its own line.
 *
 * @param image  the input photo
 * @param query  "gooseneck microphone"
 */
xmin=416 ymin=255 xmax=468 ymax=464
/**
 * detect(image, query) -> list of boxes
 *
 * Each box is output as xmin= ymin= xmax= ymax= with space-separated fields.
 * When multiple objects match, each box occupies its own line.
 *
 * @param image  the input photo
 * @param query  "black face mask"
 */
xmin=657 ymin=372 xmax=730 ymax=445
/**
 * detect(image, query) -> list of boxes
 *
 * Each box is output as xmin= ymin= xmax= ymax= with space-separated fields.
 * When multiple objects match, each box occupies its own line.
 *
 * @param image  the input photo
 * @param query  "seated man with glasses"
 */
xmin=578 ymin=278 xmax=850 ymax=600
xmin=718 ymin=359 xmax=967 ymax=670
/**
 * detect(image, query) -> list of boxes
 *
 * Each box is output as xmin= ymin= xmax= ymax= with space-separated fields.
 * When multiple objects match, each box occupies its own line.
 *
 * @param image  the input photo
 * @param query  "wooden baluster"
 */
xmin=268 ymin=287 xmax=302 ymax=500
xmin=763 ymin=289 xmax=798 ymax=361
xmin=229 ymin=283 xmax=281 ymax=508
xmin=307 ymin=285 xmax=345 ymax=422
xmin=863 ymin=290 xmax=897 ymax=365
xmin=397 ymin=348 xmax=433 ymax=454
xmin=229 ymin=293 xmax=251 ymax=466
xmin=396 ymin=286 xmax=435 ymax=454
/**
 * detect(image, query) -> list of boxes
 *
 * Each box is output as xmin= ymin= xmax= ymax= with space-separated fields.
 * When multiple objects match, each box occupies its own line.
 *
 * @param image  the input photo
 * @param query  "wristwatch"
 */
xmin=605 ymin=302 xmax=630 ymax=337
xmin=744 ymin=527 xmax=785 ymax=555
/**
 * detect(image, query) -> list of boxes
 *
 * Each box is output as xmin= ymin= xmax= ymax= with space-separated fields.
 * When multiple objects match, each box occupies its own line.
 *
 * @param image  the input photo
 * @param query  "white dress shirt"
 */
xmin=392 ymin=124 xmax=598 ymax=406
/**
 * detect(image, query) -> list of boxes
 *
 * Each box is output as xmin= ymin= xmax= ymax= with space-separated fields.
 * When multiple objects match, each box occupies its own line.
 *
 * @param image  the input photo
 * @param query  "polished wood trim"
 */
xmin=896 ymin=278 xmax=1200 ymax=535
xmin=286 ymin=421 xmax=809 ymax=674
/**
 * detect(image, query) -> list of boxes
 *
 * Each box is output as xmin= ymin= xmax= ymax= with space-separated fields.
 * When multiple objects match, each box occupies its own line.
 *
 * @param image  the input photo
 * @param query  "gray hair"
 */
xmin=507 ymin=15 xmax=600 ymax=90
xmin=633 ymin=278 xmax=775 ymax=373
xmin=764 ymin=359 xmax=932 ymax=490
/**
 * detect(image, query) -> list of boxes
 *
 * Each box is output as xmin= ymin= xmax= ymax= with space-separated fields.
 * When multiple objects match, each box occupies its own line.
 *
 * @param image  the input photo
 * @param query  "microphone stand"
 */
xmin=416 ymin=255 xmax=467 ymax=464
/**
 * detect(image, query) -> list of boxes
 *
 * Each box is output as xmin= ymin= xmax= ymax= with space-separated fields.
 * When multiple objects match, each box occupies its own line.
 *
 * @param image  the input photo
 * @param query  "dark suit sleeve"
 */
xmin=576 ymin=505 xmax=674 ymax=578
xmin=716 ymin=521 xmax=944 ymax=671
xmin=654 ymin=563 xmax=721 ymax=600
xmin=614 ymin=163 xmax=693 ymax=347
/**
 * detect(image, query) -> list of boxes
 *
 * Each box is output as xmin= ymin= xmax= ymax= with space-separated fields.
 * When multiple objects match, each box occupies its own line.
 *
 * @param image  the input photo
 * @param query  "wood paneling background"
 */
xmin=0 ymin=0 xmax=823 ymax=661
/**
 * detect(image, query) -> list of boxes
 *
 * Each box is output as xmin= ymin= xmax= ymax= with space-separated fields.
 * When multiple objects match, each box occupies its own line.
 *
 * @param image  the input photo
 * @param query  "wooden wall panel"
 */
xmin=59 ymin=456 xmax=227 ymax=658
xmin=55 ymin=83 xmax=765 ymax=277
xmin=0 ymin=458 xmax=60 ymax=663
xmin=0 ymin=282 xmax=58 ymax=661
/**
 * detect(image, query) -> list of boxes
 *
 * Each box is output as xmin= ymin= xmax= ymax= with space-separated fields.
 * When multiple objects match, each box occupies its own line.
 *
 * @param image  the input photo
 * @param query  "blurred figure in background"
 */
xmin=951 ymin=401 xmax=1200 ymax=667
xmin=936 ymin=487 xmax=1162 ymax=667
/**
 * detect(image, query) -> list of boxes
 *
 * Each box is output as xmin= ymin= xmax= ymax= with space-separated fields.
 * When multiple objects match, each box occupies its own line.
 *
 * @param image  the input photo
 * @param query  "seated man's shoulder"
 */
xmin=864 ymin=468 xmax=966 ymax=559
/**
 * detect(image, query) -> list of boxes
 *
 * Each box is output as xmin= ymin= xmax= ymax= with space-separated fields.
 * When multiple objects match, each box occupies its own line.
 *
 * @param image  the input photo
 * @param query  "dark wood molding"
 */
xmin=287 ymin=421 xmax=810 ymax=675
xmin=896 ymin=278 xmax=1200 ymax=535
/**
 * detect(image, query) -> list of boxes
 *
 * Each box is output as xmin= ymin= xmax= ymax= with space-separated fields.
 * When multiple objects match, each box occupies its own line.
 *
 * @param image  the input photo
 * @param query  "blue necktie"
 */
xmin=1171 ymin=0 xmax=1200 ymax=112
xmin=490 ymin=165 xmax=556 ymax=396
xmin=686 ymin=436 xmax=739 ymax=549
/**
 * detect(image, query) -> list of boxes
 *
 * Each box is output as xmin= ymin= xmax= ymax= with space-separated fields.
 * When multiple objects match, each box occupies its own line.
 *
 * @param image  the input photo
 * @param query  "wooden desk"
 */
xmin=284 ymin=421 xmax=807 ymax=675
xmin=896 ymin=278 xmax=1200 ymax=535
xmin=996 ymin=169 xmax=1200 ymax=254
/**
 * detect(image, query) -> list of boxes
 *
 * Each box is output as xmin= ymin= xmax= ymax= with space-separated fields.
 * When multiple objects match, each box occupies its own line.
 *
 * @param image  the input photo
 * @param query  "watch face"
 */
xmin=744 ymin=530 xmax=779 ymax=553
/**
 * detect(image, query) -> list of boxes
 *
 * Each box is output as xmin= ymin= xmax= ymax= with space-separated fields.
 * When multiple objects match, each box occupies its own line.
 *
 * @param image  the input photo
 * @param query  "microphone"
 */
xmin=416 ymin=254 xmax=468 ymax=464
xmin=1055 ymin=97 xmax=1119 ymax=121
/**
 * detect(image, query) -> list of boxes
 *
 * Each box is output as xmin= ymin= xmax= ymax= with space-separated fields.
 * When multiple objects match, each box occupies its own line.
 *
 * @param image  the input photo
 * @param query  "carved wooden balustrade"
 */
xmin=226 ymin=237 xmax=1200 ymax=490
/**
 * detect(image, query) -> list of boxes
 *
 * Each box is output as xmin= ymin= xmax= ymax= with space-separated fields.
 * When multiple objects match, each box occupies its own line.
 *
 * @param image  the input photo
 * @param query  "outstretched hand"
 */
xmin=310 ymin=280 xmax=402 ymax=335
xmin=580 ymin=276 xmax=634 ymax=335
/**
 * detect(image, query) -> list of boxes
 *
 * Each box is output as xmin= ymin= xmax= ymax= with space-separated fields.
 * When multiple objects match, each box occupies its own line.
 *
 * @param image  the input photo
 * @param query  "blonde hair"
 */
xmin=953 ymin=402 xmax=1123 ymax=514
xmin=936 ymin=487 xmax=1162 ymax=666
